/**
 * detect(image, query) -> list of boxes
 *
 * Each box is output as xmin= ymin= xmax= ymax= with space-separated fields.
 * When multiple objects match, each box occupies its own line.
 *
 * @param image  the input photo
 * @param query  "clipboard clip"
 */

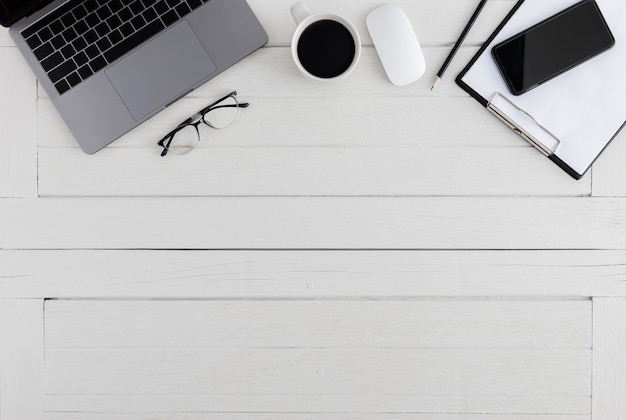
xmin=487 ymin=93 xmax=561 ymax=157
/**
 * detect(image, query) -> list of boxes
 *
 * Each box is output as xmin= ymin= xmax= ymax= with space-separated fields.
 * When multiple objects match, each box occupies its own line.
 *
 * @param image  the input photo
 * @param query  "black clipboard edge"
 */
xmin=455 ymin=0 xmax=585 ymax=180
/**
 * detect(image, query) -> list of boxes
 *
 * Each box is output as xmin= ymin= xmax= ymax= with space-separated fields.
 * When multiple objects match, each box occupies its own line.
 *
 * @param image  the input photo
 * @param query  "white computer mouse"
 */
xmin=366 ymin=5 xmax=426 ymax=86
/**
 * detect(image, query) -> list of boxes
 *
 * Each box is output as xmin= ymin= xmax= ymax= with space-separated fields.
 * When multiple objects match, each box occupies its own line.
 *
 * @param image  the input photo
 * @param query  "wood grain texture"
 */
xmin=3 ymin=197 xmax=626 ymax=250
xmin=591 ymin=131 xmax=626 ymax=197
xmin=0 ymin=29 xmax=12 ymax=47
xmin=592 ymin=298 xmax=626 ymax=419
xmin=37 ymin=146 xmax=586 ymax=197
xmin=45 ymin=414 xmax=590 ymax=420
xmin=45 ymin=300 xmax=591 ymax=349
xmin=0 ymin=48 xmax=37 ymax=198
xmin=0 ymin=300 xmax=44 ymax=420
xmin=46 ymin=394 xmax=591 ymax=418
xmin=44 ymin=299 xmax=591 ymax=416
xmin=2 ymin=250 xmax=626 ymax=298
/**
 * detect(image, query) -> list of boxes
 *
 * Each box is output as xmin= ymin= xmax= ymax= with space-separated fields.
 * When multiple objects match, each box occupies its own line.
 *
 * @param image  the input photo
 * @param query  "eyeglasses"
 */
xmin=157 ymin=91 xmax=249 ymax=157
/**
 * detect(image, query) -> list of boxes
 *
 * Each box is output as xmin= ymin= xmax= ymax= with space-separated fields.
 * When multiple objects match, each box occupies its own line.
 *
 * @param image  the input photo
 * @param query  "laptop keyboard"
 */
xmin=22 ymin=0 xmax=210 ymax=95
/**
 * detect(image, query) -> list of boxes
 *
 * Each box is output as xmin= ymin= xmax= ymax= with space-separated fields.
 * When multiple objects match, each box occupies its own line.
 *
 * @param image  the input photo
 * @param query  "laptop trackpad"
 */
xmin=106 ymin=22 xmax=217 ymax=120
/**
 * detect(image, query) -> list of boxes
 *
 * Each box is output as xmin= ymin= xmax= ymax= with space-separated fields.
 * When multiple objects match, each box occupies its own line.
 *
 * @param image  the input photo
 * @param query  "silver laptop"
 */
xmin=0 ymin=0 xmax=267 ymax=154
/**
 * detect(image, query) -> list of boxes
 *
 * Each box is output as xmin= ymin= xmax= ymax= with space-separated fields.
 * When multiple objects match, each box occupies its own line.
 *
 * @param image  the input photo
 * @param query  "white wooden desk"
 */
xmin=2 ymin=0 xmax=626 ymax=418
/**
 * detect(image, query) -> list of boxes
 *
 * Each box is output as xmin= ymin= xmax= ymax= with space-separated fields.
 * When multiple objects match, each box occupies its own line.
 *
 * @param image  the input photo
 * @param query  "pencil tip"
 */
xmin=430 ymin=76 xmax=440 ymax=91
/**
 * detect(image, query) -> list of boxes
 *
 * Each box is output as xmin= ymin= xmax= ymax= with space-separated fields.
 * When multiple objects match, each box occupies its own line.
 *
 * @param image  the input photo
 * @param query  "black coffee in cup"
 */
xmin=297 ymin=19 xmax=356 ymax=79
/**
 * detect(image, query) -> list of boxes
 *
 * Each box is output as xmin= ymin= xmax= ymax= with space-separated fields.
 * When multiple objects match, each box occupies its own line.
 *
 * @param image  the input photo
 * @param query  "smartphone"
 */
xmin=492 ymin=0 xmax=614 ymax=96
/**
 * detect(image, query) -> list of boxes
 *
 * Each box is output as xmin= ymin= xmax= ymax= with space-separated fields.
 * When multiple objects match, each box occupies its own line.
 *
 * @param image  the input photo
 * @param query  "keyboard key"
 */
xmin=61 ymin=26 xmax=77 ymax=42
xmin=66 ymin=71 xmax=81 ymax=87
xmin=175 ymin=3 xmax=191 ymax=17
xmin=96 ymin=5 xmax=113 ymax=20
xmin=96 ymin=37 xmax=112 ymax=52
xmin=49 ymin=19 xmax=64 ymax=34
xmin=162 ymin=10 xmax=178 ymax=26
xmin=154 ymin=0 xmax=169 ymax=15
xmin=109 ymin=0 xmax=123 ymax=11
xmin=142 ymin=7 xmax=157 ymax=23
xmin=73 ymin=4 xmax=88 ymax=20
xmin=61 ymin=44 xmax=76 ymax=60
xmin=39 ymin=26 xmax=53 ymax=41
xmin=60 ymin=12 xmax=76 ymax=28
xmin=90 ymin=55 xmax=107 ymax=73
xmin=74 ymin=51 xmax=89 ymax=66
xmin=84 ymin=29 xmax=98 ymax=44
xmin=55 ymin=79 xmax=71 ymax=95
xmin=74 ymin=19 xmax=89 ymax=35
xmin=108 ymin=29 xmax=123 ymax=45
xmin=26 ymin=34 xmax=42 ymax=50
xmin=95 ymin=22 xmax=110 ymax=37
xmin=51 ymin=34 xmax=65 ymax=49
xmin=188 ymin=0 xmax=203 ymax=10
xmin=85 ymin=44 xmax=99 ymax=59
xmin=48 ymin=59 xmax=77 ymax=83
xmin=33 ymin=42 xmax=54 ymax=61
xmin=72 ymin=36 xmax=87 ymax=52
xmin=131 ymin=15 xmax=146 ymax=30
xmin=106 ymin=14 xmax=122 ymax=30
xmin=84 ymin=0 xmax=99 ymax=12
xmin=40 ymin=51 xmax=64 ymax=71
xmin=119 ymin=7 xmax=133 ymax=22
xmin=119 ymin=22 xmax=134 ymax=37
xmin=130 ymin=1 xmax=144 ymax=14
xmin=85 ymin=12 xmax=100 ymax=27
xmin=78 ymin=64 xmax=93 ymax=79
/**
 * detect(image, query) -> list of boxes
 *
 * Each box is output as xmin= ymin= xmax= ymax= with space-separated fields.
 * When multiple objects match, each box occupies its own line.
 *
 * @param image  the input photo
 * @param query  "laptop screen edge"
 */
xmin=0 ymin=0 xmax=52 ymax=27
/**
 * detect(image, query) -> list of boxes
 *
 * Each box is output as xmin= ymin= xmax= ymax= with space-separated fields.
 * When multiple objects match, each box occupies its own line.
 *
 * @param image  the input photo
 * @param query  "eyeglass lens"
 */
xmin=167 ymin=125 xmax=200 ymax=155
xmin=165 ymin=93 xmax=241 ymax=155
xmin=203 ymin=94 xmax=240 ymax=129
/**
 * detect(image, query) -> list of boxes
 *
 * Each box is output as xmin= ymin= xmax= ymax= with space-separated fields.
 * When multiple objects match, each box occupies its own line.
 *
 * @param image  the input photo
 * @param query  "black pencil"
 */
xmin=431 ymin=0 xmax=488 ymax=90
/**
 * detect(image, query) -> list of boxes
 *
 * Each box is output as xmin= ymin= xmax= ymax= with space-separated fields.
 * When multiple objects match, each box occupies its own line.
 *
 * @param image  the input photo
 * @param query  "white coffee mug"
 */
xmin=290 ymin=2 xmax=361 ymax=82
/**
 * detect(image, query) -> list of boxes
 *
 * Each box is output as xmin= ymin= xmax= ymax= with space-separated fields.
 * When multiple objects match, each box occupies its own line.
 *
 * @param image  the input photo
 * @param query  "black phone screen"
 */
xmin=492 ymin=0 xmax=614 ymax=95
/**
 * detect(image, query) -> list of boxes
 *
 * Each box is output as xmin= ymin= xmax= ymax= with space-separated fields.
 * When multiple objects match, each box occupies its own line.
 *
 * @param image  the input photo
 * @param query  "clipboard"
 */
xmin=456 ymin=0 xmax=626 ymax=180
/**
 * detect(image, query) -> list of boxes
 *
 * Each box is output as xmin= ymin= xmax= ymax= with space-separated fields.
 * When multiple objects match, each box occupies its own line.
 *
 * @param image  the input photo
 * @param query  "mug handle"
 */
xmin=291 ymin=2 xmax=311 ymax=25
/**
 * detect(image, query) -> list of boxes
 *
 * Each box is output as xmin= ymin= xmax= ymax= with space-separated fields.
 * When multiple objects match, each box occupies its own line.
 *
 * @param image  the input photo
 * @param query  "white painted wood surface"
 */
xmin=44 ymin=299 xmax=591 ymax=417
xmin=1 ymin=0 xmax=626 ymax=418
xmin=0 ymin=300 xmax=44 ymax=420
xmin=593 ymin=298 xmax=626 ymax=419
xmin=1 ymin=250 xmax=626 ymax=298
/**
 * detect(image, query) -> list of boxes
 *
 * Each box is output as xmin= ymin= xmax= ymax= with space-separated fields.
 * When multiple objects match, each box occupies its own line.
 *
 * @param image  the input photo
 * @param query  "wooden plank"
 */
xmin=46 ymin=394 xmax=590 ymax=417
xmin=0 ymin=48 xmax=37 ymax=198
xmin=0 ymin=29 xmax=12 ymax=47
xmin=45 ymin=347 xmax=590 ymax=405
xmin=2 ymin=197 xmax=626 ymax=250
xmin=44 ymin=300 xmax=591 ymax=349
xmin=1 ymin=250 xmax=626 ymax=298
xmin=43 ymin=297 xmax=591 ymax=416
xmin=37 ymin=147 xmax=586 ymax=197
xmin=0 ymin=300 xmax=44 ymax=420
xmin=592 ymin=298 xmax=626 ymax=419
xmin=591 ymin=130 xmax=626 ymax=197
xmin=45 ymin=413 xmax=589 ymax=420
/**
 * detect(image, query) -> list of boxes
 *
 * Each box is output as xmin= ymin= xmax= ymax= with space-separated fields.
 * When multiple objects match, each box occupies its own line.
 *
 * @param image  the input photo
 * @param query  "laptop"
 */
xmin=0 ymin=0 xmax=268 ymax=154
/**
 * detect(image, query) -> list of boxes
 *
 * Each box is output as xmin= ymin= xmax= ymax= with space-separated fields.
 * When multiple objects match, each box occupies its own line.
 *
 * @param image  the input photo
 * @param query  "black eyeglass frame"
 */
xmin=157 ymin=91 xmax=249 ymax=157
